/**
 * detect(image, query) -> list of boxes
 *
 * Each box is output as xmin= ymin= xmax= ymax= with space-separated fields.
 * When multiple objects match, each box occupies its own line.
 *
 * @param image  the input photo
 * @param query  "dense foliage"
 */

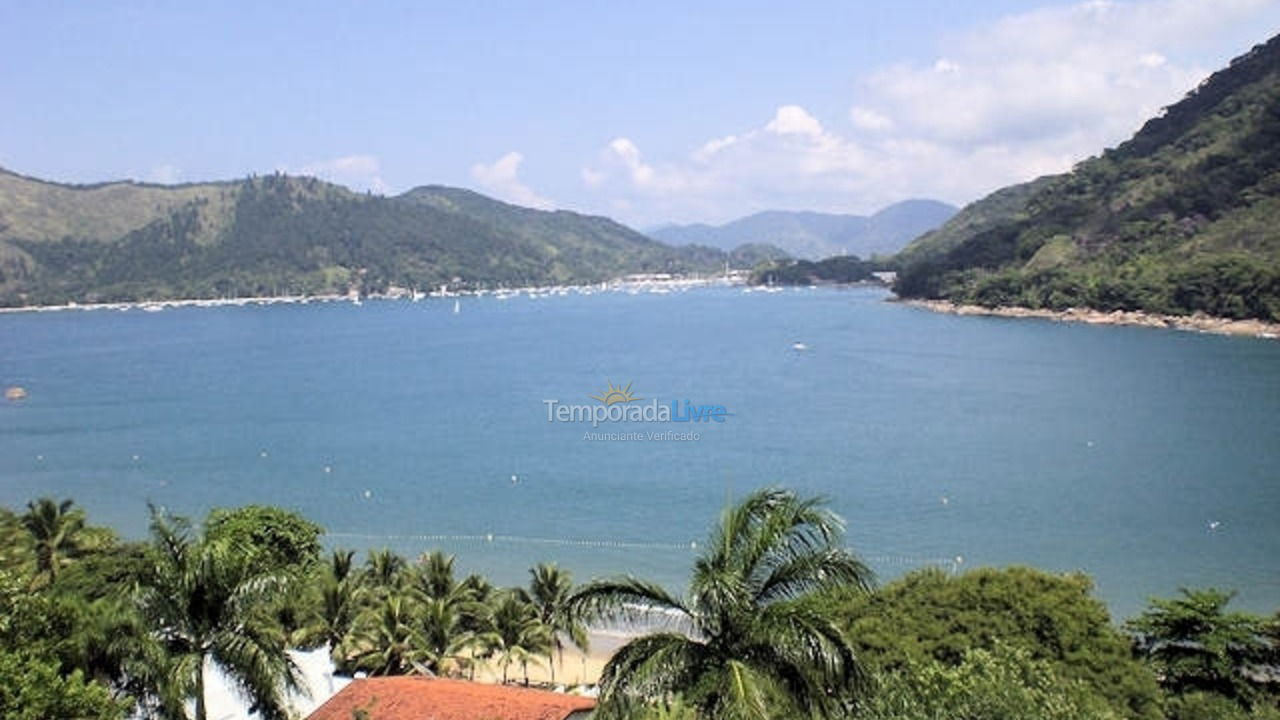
xmin=750 ymin=255 xmax=878 ymax=286
xmin=858 ymin=644 xmax=1123 ymax=720
xmin=0 ymin=171 xmax=735 ymax=306
xmin=834 ymin=566 xmax=1164 ymax=719
xmin=2 ymin=494 xmax=1277 ymax=719
xmin=894 ymin=34 xmax=1280 ymax=322
xmin=1127 ymin=588 xmax=1280 ymax=716
xmin=569 ymin=488 xmax=875 ymax=719
xmin=0 ymin=571 xmax=129 ymax=720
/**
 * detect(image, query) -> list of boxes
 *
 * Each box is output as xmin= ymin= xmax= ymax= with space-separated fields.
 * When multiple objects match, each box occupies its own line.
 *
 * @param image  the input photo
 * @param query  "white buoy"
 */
xmin=323 ymin=465 xmax=332 ymax=474
xmin=260 ymin=450 xmax=268 ymax=458
xmin=1209 ymin=521 xmax=1221 ymax=530
xmin=132 ymin=454 xmax=140 ymax=461
xmin=363 ymin=489 xmax=372 ymax=499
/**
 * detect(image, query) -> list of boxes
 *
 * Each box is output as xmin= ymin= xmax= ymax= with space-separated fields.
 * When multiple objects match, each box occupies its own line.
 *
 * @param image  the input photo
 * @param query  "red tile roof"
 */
xmin=306 ymin=676 xmax=596 ymax=720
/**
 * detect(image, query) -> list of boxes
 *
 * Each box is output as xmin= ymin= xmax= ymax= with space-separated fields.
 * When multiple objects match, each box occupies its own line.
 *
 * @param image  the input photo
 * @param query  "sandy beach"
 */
xmin=899 ymin=298 xmax=1280 ymax=340
xmin=470 ymin=630 xmax=630 ymax=688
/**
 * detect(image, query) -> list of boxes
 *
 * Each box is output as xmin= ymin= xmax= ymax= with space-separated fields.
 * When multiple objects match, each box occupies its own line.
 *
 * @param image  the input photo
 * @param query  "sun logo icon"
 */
xmin=591 ymin=381 xmax=640 ymax=406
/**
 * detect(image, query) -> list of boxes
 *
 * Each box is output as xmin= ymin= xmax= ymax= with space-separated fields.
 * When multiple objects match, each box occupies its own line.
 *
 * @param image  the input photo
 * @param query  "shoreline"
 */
xmin=0 ymin=275 xmax=752 ymax=315
xmin=469 ymin=629 xmax=629 ymax=687
xmin=898 ymin=298 xmax=1280 ymax=340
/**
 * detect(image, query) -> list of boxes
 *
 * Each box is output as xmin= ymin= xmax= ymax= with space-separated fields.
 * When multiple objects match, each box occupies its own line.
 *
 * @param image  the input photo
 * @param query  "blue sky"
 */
xmin=2 ymin=1 xmax=1278 ymax=226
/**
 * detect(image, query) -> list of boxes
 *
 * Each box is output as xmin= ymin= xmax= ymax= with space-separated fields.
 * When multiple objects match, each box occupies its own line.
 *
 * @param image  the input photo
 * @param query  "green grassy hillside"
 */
xmin=0 ymin=171 xmax=722 ymax=306
xmin=894 ymin=34 xmax=1280 ymax=321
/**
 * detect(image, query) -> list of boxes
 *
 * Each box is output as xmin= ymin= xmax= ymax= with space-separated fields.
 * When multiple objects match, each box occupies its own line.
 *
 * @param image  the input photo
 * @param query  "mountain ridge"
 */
xmin=650 ymin=199 xmax=956 ymax=260
xmin=893 ymin=33 xmax=1280 ymax=322
xmin=0 ymin=168 xmax=729 ymax=306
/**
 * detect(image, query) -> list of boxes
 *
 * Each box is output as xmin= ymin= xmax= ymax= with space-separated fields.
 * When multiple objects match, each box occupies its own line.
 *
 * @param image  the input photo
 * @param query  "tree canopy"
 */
xmin=834 ymin=566 xmax=1164 ymax=720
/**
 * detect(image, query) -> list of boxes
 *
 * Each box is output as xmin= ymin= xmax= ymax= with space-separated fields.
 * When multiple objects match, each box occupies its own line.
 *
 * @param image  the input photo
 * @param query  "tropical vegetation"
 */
xmin=893 ymin=33 xmax=1280 ymax=322
xmin=569 ymin=487 xmax=875 ymax=719
xmin=750 ymin=255 xmax=879 ymax=286
xmin=1 ymin=492 xmax=1278 ymax=719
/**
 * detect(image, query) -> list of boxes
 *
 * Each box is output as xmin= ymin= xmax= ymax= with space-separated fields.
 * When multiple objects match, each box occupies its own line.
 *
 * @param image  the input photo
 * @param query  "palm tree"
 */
xmin=568 ymin=487 xmax=874 ymax=719
xmin=134 ymin=507 xmax=302 ymax=720
xmin=417 ymin=596 xmax=484 ymax=677
xmin=361 ymin=548 xmax=407 ymax=598
xmin=0 ymin=507 xmax=32 ymax=575
xmin=298 ymin=550 xmax=364 ymax=671
xmin=407 ymin=551 xmax=487 ymax=677
xmin=416 ymin=550 xmax=458 ymax=599
xmin=21 ymin=497 xmax=86 ymax=586
xmin=527 ymin=563 xmax=589 ymax=684
xmin=457 ymin=574 xmax=498 ymax=681
xmin=346 ymin=594 xmax=427 ymax=676
xmin=486 ymin=590 xmax=553 ymax=685
xmin=61 ymin=593 xmax=169 ymax=711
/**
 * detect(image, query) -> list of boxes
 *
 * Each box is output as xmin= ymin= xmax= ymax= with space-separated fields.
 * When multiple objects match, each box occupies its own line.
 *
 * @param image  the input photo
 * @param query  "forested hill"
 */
xmin=894 ymin=33 xmax=1280 ymax=322
xmin=0 ymin=169 xmax=724 ymax=306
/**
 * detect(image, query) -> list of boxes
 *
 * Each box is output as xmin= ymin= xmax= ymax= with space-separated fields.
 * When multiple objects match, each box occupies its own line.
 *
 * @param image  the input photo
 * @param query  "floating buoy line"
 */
xmin=324 ymin=531 xmax=965 ymax=571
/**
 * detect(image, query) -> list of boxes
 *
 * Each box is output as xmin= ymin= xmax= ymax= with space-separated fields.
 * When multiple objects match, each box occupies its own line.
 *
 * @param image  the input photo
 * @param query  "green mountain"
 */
xmin=0 ymin=169 xmax=723 ymax=306
xmin=650 ymin=199 xmax=956 ymax=260
xmin=895 ymin=34 xmax=1280 ymax=322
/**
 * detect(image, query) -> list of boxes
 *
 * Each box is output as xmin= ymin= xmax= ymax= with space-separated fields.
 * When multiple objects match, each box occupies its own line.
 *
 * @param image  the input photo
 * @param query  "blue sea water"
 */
xmin=1 ymin=286 xmax=1278 ymax=620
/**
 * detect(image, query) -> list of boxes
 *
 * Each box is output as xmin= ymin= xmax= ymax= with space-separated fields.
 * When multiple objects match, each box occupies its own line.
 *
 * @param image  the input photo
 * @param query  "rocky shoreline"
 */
xmin=899 ymin=298 xmax=1280 ymax=340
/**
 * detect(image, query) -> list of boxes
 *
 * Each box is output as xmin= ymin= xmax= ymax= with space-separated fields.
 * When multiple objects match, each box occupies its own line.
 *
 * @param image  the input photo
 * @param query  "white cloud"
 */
xmin=295 ymin=154 xmax=391 ymax=195
xmin=589 ymin=137 xmax=695 ymax=195
xmin=582 ymin=108 xmax=872 ymax=223
xmin=580 ymin=166 xmax=606 ymax=187
xmin=147 ymin=164 xmax=181 ymax=184
xmin=850 ymin=107 xmax=893 ymax=132
xmin=579 ymin=0 xmax=1276 ymax=225
xmin=470 ymin=151 xmax=554 ymax=209
xmin=607 ymin=138 xmax=656 ymax=187
xmin=766 ymin=105 xmax=824 ymax=136
xmin=933 ymin=58 xmax=961 ymax=74
xmin=853 ymin=0 xmax=1247 ymax=149
xmin=1139 ymin=52 xmax=1168 ymax=68
xmin=695 ymin=134 xmax=741 ymax=160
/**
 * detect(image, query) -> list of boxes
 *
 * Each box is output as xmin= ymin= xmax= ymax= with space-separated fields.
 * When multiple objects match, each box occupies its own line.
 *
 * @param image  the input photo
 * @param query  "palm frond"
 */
xmin=711 ymin=659 xmax=794 ymax=720
xmin=753 ymin=548 xmax=874 ymax=605
xmin=595 ymin=633 xmax=708 ymax=719
xmin=212 ymin=627 xmax=303 ymax=720
xmin=568 ymin=576 xmax=691 ymax=630
xmin=744 ymin=601 xmax=867 ymax=715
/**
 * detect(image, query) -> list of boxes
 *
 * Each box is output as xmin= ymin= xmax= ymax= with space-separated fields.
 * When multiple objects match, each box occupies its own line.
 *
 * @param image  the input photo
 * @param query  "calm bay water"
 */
xmin=1 ymin=286 xmax=1277 ymax=620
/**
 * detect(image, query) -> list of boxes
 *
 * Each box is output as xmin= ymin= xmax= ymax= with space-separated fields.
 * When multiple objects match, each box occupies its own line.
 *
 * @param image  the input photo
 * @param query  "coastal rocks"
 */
xmin=900 ymin=299 xmax=1280 ymax=340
